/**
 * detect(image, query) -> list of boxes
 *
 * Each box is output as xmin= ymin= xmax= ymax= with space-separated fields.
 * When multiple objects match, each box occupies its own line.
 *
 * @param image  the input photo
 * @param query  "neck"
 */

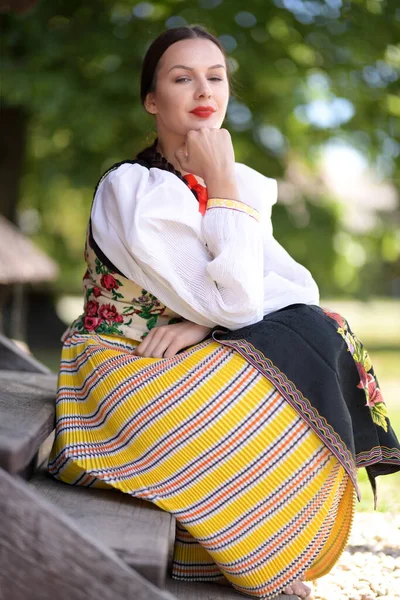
xmin=155 ymin=132 xmax=184 ymax=172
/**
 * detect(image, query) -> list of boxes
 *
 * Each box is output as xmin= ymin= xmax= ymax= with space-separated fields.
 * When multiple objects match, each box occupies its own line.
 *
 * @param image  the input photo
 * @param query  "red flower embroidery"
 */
xmin=323 ymin=309 xmax=345 ymax=329
xmin=355 ymin=361 xmax=368 ymax=389
xmin=86 ymin=300 xmax=99 ymax=317
xmin=101 ymin=274 xmax=119 ymax=291
xmin=368 ymin=374 xmax=384 ymax=406
xmin=358 ymin=372 xmax=384 ymax=407
xmin=93 ymin=287 xmax=102 ymax=297
xmin=83 ymin=269 xmax=90 ymax=280
xmin=99 ymin=303 xmax=121 ymax=322
xmin=84 ymin=316 xmax=103 ymax=331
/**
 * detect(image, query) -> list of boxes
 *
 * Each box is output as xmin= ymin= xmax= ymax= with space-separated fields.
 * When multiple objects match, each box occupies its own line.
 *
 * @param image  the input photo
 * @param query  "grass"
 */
xmin=356 ymin=408 xmax=400 ymax=513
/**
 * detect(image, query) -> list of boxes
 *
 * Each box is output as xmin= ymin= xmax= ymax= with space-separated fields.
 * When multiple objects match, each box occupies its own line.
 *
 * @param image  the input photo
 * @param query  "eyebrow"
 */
xmin=168 ymin=64 xmax=226 ymax=73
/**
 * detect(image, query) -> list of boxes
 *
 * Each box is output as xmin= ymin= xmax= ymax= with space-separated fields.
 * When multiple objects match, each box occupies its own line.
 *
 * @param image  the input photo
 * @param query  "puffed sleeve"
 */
xmin=91 ymin=163 xmax=265 ymax=329
xmin=235 ymin=162 xmax=320 ymax=313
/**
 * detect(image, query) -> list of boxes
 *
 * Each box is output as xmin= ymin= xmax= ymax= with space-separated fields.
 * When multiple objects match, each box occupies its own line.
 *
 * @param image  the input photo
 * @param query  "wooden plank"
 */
xmin=0 ymin=467 xmax=178 ymax=600
xmin=30 ymin=467 xmax=176 ymax=588
xmin=0 ymin=332 xmax=51 ymax=372
xmin=165 ymin=577 xmax=297 ymax=600
xmin=0 ymin=370 xmax=56 ymax=473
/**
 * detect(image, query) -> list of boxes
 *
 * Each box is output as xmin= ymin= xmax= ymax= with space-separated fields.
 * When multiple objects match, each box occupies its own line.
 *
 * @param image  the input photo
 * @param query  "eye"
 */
xmin=175 ymin=77 xmax=224 ymax=83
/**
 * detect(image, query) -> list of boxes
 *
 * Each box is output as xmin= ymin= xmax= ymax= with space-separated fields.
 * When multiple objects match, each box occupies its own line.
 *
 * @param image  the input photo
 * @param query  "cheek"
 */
xmin=218 ymin=83 xmax=230 ymax=104
xmin=159 ymin=88 xmax=187 ymax=115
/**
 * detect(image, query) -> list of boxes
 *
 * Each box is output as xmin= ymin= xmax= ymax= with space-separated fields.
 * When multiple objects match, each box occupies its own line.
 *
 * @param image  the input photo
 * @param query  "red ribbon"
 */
xmin=183 ymin=173 xmax=208 ymax=216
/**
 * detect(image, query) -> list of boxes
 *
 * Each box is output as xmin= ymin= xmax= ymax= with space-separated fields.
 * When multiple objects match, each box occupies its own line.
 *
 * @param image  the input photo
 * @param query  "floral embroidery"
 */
xmin=76 ymin=269 xmax=172 ymax=337
xmin=323 ymin=309 xmax=388 ymax=432
xmin=120 ymin=290 xmax=167 ymax=338
xmin=62 ymin=225 xmax=183 ymax=342
xmin=75 ymin=298 xmax=125 ymax=336
xmin=94 ymin=259 xmax=124 ymax=301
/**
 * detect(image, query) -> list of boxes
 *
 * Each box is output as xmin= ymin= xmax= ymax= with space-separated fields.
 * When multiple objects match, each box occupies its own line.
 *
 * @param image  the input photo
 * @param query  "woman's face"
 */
xmin=145 ymin=38 xmax=230 ymax=136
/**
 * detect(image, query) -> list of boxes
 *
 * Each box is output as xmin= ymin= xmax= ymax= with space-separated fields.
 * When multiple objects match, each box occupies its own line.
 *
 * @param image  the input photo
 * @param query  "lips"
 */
xmin=190 ymin=106 xmax=216 ymax=118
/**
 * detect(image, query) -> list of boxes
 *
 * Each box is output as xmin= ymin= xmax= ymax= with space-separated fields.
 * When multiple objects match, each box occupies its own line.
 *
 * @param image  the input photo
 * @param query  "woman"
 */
xmin=48 ymin=25 xmax=400 ymax=599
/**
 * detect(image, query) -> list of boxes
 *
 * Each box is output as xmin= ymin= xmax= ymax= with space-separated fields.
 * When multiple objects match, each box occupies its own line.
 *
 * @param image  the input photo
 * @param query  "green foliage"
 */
xmin=2 ymin=0 xmax=400 ymax=294
xmin=273 ymin=198 xmax=340 ymax=296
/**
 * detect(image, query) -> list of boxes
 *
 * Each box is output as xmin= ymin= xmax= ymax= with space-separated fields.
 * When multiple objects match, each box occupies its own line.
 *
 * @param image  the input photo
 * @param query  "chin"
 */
xmin=186 ymin=120 xmax=221 ymax=131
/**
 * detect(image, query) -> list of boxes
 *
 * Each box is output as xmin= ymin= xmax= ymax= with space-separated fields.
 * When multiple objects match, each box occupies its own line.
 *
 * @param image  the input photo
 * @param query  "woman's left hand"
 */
xmin=133 ymin=321 xmax=213 ymax=358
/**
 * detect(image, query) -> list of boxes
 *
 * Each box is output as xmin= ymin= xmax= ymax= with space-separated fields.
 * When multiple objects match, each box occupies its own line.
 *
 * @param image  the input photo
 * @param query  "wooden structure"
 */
xmin=0 ymin=215 xmax=59 ymax=342
xmin=0 ymin=334 xmax=295 ymax=600
xmin=0 ymin=215 xmax=58 ymax=286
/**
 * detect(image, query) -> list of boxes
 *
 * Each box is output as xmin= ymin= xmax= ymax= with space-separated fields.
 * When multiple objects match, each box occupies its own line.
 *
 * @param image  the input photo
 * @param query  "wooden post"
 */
xmin=9 ymin=283 xmax=27 ymax=342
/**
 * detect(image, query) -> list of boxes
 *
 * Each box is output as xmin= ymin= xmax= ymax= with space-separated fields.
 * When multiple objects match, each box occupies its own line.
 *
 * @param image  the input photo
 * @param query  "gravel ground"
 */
xmin=311 ymin=512 xmax=400 ymax=600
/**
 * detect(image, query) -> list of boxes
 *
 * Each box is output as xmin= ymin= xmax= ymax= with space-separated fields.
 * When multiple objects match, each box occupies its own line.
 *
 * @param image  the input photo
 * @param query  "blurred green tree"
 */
xmin=2 ymin=0 xmax=399 ymax=295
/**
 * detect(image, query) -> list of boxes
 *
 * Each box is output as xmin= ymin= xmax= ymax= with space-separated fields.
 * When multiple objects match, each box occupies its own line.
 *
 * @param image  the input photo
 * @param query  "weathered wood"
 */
xmin=0 ymin=467 xmax=177 ymax=600
xmin=0 ymin=370 xmax=56 ymax=473
xmin=0 ymin=332 xmax=51 ymax=372
xmin=36 ymin=429 xmax=55 ymax=467
xmin=30 ymin=467 xmax=176 ymax=588
xmin=165 ymin=577 xmax=297 ymax=600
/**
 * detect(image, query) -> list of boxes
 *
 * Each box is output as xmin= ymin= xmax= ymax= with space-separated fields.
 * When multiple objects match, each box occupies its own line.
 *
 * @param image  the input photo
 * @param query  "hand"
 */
xmin=175 ymin=128 xmax=236 ymax=183
xmin=133 ymin=321 xmax=212 ymax=359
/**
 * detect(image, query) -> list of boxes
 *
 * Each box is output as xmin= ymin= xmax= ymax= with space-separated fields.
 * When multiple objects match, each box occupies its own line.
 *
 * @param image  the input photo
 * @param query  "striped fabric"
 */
xmin=48 ymin=333 xmax=355 ymax=599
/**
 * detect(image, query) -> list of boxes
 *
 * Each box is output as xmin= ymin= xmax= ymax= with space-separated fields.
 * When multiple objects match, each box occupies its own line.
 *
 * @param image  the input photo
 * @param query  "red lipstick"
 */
xmin=190 ymin=106 xmax=216 ymax=118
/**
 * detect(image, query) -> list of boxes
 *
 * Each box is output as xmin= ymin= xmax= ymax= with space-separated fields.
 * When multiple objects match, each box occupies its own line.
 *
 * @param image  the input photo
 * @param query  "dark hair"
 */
xmin=136 ymin=25 xmax=231 ymax=186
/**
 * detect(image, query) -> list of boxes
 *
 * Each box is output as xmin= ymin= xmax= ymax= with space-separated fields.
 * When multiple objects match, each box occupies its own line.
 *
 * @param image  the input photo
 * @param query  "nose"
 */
xmin=195 ymin=77 xmax=212 ymax=99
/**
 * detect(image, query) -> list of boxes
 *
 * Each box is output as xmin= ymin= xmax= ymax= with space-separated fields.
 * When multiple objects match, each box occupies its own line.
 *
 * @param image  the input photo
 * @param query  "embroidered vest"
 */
xmin=62 ymin=160 xmax=208 ymax=343
xmin=62 ymin=224 xmax=183 ymax=342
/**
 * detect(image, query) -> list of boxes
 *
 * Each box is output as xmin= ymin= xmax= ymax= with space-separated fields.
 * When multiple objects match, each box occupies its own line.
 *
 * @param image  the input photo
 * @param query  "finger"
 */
xmin=133 ymin=335 xmax=151 ymax=356
xmin=153 ymin=328 xmax=189 ymax=358
xmin=163 ymin=340 xmax=184 ymax=359
xmin=283 ymin=585 xmax=293 ymax=595
xmin=133 ymin=328 xmax=159 ymax=356
xmin=133 ymin=342 xmax=145 ymax=356
xmin=292 ymin=581 xmax=312 ymax=598
xmin=142 ymin=328 xmax=175 ymax=358
xmin=141 ymin=331 xmax=165 ymax=358
xmin=153 ymin=342 xmax=171 ymax=358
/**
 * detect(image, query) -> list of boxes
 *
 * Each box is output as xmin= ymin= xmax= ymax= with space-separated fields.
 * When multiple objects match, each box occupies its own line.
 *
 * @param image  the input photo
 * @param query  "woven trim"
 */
xmin=356 ymin=445 xmax=400 ymax=467
xmin=211 ymin=331 xmax=361 ymax=500
xmin=206 ymin=198 xmax=260 ymax=222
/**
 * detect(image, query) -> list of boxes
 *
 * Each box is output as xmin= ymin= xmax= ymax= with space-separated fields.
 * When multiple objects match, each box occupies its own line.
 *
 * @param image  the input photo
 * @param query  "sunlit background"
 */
xmin=1 ymin=0 xmax=399 ymax=511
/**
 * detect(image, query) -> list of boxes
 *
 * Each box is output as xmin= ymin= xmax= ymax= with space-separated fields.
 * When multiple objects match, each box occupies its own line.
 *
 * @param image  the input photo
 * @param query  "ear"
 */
xmin=144 ymin=92 xmax=158 ymax=115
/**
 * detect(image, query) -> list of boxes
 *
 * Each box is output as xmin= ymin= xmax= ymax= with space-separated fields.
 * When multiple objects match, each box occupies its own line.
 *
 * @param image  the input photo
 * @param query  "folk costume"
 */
xmin=49 ymin=158 xmax=400 ymax=599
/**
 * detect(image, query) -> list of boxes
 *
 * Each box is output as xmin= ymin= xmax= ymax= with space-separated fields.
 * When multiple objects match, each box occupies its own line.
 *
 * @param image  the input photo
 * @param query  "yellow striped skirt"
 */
xmin=48 ymin=333 xmax=355 ymax=599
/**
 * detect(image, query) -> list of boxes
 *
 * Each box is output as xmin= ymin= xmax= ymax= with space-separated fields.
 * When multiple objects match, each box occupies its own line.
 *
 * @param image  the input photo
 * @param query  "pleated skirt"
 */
xmin=48 ymin=333 xmax=355 ymax=599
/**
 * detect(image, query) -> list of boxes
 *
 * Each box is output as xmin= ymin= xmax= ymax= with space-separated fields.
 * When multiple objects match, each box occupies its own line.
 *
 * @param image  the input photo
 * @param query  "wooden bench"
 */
xmin=0 ymin=334 xmax=294 ymax=600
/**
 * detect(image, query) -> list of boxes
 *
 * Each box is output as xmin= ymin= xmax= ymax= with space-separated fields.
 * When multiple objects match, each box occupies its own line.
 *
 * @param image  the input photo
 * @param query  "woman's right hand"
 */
xmin=174 ymin=128 xmax=236 ymax=183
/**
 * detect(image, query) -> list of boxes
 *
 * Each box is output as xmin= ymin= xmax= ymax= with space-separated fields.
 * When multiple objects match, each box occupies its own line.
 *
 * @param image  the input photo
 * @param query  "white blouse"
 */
xmin=91 ymin=162 xmax=319 ymax=330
